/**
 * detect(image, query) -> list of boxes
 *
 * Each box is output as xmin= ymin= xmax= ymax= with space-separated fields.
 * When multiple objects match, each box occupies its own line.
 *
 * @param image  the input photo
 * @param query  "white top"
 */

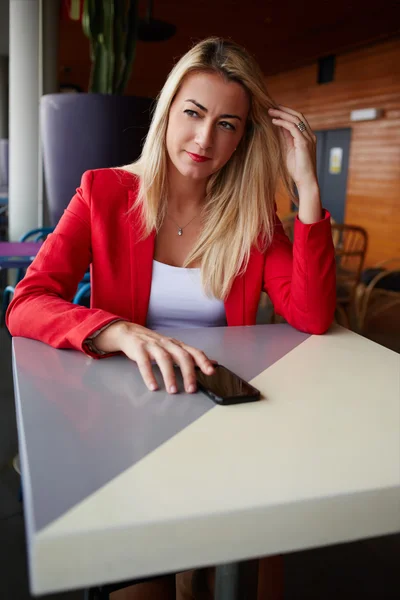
xmin=146 ymin=260 xmax=226 ymax=330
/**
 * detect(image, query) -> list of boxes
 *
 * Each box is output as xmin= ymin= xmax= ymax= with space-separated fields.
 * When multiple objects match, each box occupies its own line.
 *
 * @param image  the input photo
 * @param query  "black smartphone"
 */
xmin=195 ymin=364 xmax=261 ymax=405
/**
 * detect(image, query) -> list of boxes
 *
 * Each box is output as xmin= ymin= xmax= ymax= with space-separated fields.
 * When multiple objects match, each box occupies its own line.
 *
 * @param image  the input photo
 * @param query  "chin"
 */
xmin=184 ymin=170 xmax=210 ymax=181
xmin=179 ymin=159 xmax=213 ymax=179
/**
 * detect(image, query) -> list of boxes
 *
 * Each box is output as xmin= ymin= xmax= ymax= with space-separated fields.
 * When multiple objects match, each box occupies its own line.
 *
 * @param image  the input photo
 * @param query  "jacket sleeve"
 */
xmin=263 ymin=210 xmax=336 ymax=334
xmin=6 ymin=171 xmax=124 ymax=357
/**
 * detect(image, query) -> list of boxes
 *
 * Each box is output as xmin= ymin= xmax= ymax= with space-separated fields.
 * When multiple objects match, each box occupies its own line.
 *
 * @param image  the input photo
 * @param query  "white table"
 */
xmin=12 ymin=324 xmax=400 ymax=597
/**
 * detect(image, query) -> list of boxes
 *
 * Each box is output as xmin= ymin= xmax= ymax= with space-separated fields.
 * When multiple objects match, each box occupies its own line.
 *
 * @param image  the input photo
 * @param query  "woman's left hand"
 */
xmin=268 ymin=105 xmax=318 ymax=191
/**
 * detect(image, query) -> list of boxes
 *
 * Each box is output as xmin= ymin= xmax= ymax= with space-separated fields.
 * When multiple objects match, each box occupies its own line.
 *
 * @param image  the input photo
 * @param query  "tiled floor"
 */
xmin=1 ymin=325 xmax=399 ymax=599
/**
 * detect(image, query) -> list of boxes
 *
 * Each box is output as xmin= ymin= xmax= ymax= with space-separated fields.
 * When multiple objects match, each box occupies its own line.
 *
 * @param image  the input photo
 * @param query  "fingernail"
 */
xmin=188 ymin=384 xmax=196 ymax=393
xmin=169 ymin=385 xmax=177 ymax=394
xmin=149 ymin=383 xmax=157 ymax=391
xmin=207 ymin=366 xmax=214 ymax=374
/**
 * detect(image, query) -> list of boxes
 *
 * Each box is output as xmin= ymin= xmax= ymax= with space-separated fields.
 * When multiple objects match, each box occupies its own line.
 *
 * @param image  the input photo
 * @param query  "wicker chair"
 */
xmin=331 ymin=224 xmax=368 ymax=329
xmin=356 ymin=258 xmax=400 ymax=334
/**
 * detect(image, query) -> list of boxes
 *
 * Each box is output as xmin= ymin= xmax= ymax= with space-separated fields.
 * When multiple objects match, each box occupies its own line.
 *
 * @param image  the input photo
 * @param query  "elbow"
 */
xmin=301 ymin=305 xmax=336 ymax=335
xmin=303 ymin=286 xmax=337 ymax=335
xmin=5 ymin=285 xmax=33 ymax=337
xmin=305 ymin=318 xmax=333 ymax=335
xmin=287 ymin=305 xmax=336 ymax=336
xmin=5 ymin=296 xmax=19 ymax=337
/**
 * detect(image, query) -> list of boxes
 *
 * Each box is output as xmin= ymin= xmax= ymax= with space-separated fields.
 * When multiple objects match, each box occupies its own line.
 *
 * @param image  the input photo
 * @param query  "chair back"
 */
xmin=357 ymin=257 xmax=400 ymax=333
xmin=19 ymin=227 xmax=53 ymax=242
xmin=331 ymin=224 xmax=368 ymax=303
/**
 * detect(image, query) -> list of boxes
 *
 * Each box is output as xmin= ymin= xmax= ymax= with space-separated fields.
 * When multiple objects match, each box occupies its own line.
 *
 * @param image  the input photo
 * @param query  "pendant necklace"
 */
xmin=167 ymin=213 xmax=198 ymax=236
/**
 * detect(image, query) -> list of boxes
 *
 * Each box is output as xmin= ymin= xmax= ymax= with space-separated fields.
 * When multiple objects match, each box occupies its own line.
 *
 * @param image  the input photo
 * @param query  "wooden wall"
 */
xmin=266 ymin=38 xmax=400 ymax=267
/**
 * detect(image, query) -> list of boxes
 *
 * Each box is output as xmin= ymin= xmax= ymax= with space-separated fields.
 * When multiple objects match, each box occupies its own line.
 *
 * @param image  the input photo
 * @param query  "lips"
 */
xmin=187 ymin=152 xmax=211 ymax=163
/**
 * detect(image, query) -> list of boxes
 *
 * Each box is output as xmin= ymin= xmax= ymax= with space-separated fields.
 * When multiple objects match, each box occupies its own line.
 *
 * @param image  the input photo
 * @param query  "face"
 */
xmin=165 ymin=71 xmax=250 ymax=182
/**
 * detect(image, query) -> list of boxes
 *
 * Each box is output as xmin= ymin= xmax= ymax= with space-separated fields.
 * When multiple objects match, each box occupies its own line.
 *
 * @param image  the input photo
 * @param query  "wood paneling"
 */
xmin=267 ymin=38 xmax=400 ymax=267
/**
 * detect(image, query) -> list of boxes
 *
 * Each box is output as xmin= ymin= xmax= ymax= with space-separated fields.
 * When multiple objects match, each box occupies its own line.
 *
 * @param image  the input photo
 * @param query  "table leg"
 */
xmin=214 ymin=559 xmax=258 ymax=600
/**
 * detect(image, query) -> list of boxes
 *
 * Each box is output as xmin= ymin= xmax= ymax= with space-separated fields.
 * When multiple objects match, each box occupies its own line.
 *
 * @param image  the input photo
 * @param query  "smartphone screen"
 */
xmin=195 ymin=364 xmax=261 ymax=405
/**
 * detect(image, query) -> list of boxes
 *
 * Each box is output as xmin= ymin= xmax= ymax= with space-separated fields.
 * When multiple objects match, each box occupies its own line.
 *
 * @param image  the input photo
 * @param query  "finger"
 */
xmin=133 ymin=349 xmax=159 ymax=391
xmin=276 ymin=105 xmax=316 ymax=140
xmin=167 ymin=344 xmax=198 ymax=393
xmin=165 ymin=338 xmax=205 ymax=393
xmin=183 ymin=345 xmax=216 ymax=375
xmin=269 ymin=109 xmax=313 ymax=141
xmin=149 ymin=344 xmax=178 ymax=394
xmin=271 ymin=118 xmax=312 ymax=143
xmin=271 ymin=106 xmax=314 ymax=138
xmin=276 ymin=104 xmax=308 ymax=122
xmin=166 ymin=337 xmax=215 ymax=373
xmin=269 ymin=107 xmax=300 ymax=126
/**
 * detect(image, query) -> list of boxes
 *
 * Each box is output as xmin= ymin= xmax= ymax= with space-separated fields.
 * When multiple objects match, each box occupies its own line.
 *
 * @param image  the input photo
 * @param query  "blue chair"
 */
xmin=72 ymin=281 xmax=91 ymax=305
xmin=14 ymin=227 xmax=54 ymax=285
xmin=19 ymin=227 xmax=54 ymax=242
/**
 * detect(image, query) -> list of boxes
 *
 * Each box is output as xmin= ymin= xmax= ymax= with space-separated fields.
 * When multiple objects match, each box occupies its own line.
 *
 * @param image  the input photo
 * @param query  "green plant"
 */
xmin=78 ymin=0 xmax=139 ymax=94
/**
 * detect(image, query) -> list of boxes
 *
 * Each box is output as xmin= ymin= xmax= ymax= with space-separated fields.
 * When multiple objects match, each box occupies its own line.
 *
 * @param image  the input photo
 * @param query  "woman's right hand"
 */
xmin=94 ymin=321 xmax=216 ymax=394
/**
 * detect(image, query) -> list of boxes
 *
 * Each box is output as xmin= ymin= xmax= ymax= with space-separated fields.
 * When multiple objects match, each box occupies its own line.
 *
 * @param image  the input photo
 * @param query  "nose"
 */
xmin=194 ymin=121 xmax=213 ymax=151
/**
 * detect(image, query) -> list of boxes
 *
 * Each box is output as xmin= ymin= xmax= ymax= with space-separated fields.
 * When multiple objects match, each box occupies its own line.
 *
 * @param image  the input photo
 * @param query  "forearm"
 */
xmin=264 ymin=210 xmax=336 ymax=334
xmin=291 ymin=214 xmax=336 ymax=330
xmin=6 ymin=289 xmax=123 ymax=356
xmin=297 ymin=181 xmax=323 ymax=225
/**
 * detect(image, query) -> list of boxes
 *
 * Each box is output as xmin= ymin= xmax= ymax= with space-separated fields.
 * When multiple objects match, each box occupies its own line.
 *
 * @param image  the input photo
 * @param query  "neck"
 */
xmin=167 ymin=160 xmax=208 ymax=214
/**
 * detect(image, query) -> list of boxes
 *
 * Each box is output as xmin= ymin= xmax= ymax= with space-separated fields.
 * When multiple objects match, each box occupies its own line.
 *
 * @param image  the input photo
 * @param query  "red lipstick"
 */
xmin=187 ymin=152 xmax=210 ymax=163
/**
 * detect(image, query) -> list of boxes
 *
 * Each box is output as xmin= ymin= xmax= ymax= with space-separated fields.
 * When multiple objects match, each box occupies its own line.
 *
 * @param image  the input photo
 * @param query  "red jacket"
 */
xmin=6 ymin=169 xmax=336 ymax=358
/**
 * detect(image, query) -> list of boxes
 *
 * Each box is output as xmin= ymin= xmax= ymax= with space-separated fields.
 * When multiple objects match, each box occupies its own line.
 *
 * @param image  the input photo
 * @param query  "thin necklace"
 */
xmin=167 ymin=213 xmax=198 ymax=236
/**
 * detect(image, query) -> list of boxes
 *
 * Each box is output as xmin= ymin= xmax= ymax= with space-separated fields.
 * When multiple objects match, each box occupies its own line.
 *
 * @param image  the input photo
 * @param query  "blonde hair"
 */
xmin=122 ymin=37 xmax=295 ymax=300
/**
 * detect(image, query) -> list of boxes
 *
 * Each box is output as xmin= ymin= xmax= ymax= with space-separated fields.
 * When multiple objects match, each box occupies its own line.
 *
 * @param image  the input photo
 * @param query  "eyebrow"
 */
xmin=184 ymin=99 xmax=242 ymax=121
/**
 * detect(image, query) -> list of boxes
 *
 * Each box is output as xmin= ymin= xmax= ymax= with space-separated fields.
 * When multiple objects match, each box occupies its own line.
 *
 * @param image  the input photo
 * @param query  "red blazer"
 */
xmin=6 ymin=169 xmax=336 ymax=358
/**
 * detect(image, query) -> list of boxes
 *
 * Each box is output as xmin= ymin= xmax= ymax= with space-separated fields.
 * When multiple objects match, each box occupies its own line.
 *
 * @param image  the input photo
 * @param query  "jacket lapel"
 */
xmin=224 ymin=272 xmax=245 ymax=326
xmin=128 ymin=191 xmax=155 ymax=326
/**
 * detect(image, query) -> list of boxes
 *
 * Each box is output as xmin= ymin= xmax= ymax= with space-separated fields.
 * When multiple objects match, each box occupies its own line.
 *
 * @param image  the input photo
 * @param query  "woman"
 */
xmin=7 ymin=37 xmax=336 ymax=599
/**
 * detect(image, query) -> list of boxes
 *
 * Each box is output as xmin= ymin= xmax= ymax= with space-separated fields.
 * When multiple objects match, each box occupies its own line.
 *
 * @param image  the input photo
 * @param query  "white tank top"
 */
xmin=146 ymin=260 xmax=227 ymax=330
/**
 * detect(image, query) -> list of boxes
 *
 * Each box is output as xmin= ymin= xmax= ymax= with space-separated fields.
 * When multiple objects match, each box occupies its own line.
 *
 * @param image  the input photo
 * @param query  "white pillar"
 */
xmin=8 ymin=0 xmax=60 ymax=238
xmin=9 ymin=0 xmax=40 ymax=240
xmin=39 ymin=0 xmax=60 ymax=227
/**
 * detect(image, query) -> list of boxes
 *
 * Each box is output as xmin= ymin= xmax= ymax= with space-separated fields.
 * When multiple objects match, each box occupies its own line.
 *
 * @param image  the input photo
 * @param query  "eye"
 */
xmin=220 ymin=121 xmax=236 ymax=131
xmin=184 ymin=109 xmax=199 ymax=118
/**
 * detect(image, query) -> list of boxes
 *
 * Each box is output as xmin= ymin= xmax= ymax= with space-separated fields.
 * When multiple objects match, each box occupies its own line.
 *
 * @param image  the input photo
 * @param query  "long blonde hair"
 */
xmin=122 ymin=37 xmax=295 ymax=300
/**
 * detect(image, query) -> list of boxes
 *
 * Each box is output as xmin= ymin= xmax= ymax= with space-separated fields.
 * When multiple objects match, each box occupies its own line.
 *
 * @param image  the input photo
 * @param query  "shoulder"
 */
xmin=80 ymin=167 xmax=139 ymax=196
xmin=75 ymin=168 xmax=141 ymax=228
xmin=78 ymin=168 xmax=141 ymax=220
